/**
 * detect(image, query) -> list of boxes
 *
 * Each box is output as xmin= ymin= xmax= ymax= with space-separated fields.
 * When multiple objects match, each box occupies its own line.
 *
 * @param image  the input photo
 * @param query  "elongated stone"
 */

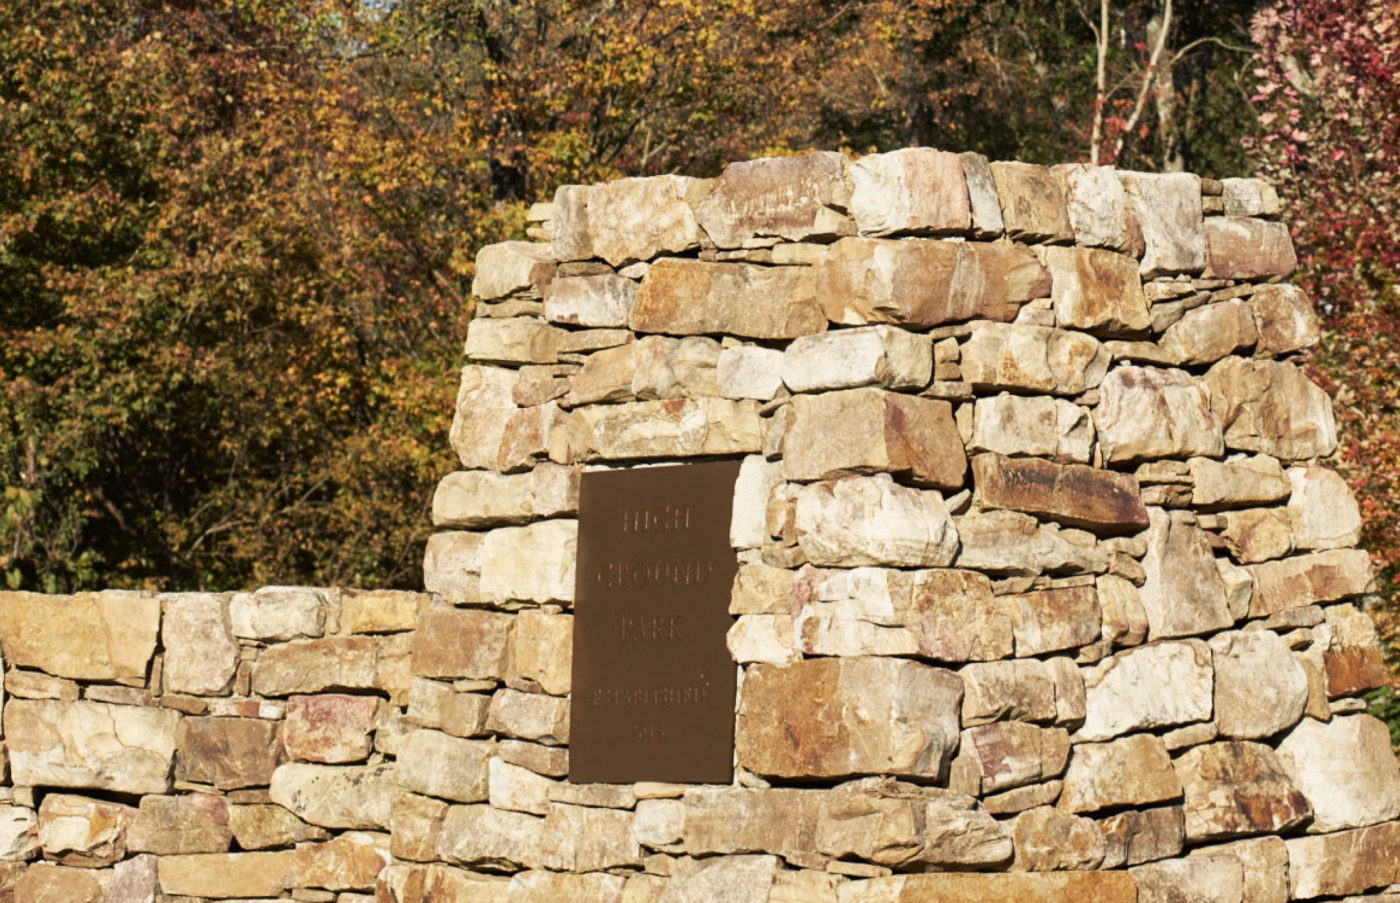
xmin=542 ymin=274 xmax=636 ymax=327
xmin=176 ymin=717 xmax=282 ymax=790
xmin=409 ymin=606 xmax=512 ymax=680
xmin=696 ymin=152 xmax=852 ymax=247
xmin=814 ymin=237 xmax=1049 ymax=327
xmin=781 ymin=325 xmax=933 ymax=393
xmin=431 ymin=464 xmax=578 ymax=529
xmin=552 ymin=175 xmax=708 ymax=266
xmin=1078 ymin=640 xmax=1213 ymax=741
xmin=1175 ymin=741 xmax=1310 ymax=841
xmin=1204 ymin=217 xmax=1296 ymax=279
xmin=1203 ymin=357 xmax=1337 ymax=461
xmin=794 ymin=475 xmax=959 ymax=568
xmin=960 ymin=323 xmax=1109 ymax=395
xmin=970 ymin=394 xmax=1094 ymax=464
xmin=557 ymin=397 xmax=763 ymax=462
xmin=1247 ymin=549 xmax=1375 ymax=617
xmin=1045 ymin=246 xmax=1150 ymax=334
xmin=1058 ymin=734 xmax=1182 ymax=813
xmin=269 ymin=763 xmax=396 ymax=831
xmin=1095 ymin=366 xmax=1223 ymax=464
xmin=6 ymin=700 xmax=178 ymax=795
xmin=848 ymin=872 xmax=1136 ymax=903
xmin=953 ymin=510 xmax=1108 ymax=576
xmin=1138 ymin=509 xmax=1232 ymax=639
xmin=479 ymin=519 xmax=577 ymax=605
xmin=1275 ymin=715 xmax=1400 ymax=833
xmin=0 ymin=591 xmax=158 ymax=684
xmin=471 ymin=241 xmax=556 ymax=301
xmin=972 ymin=453 xmax=1147 ymax=535
xmin=850 ymin=148 xmax=971 ymax=236
xmin=632 ymin=259 xmax=824 ymax=339
xmin=1285 ymin=822 xmax=1400 ymax=899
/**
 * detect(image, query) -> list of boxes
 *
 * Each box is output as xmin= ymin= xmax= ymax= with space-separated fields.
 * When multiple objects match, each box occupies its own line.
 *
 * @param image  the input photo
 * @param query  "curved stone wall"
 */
xmin=0 ymin=150 xmax=1395 ymax=901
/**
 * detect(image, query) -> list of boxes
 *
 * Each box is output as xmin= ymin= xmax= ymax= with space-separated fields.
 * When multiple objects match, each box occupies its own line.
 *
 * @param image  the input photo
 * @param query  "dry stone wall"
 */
xmin=0 ymin=149 xmax=1396 ymax=901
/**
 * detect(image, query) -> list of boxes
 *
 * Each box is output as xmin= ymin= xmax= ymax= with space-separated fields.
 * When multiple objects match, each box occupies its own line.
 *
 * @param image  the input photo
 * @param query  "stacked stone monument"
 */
xmin=0 ymin=149 xmax=1393 ymax=901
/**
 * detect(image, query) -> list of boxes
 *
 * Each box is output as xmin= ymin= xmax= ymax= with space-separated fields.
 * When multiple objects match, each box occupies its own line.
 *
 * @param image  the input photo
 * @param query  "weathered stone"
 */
xmin=1203 ymin=357 xmax=1337 ymax=460
xmin=730 ymin=563 xmax=795 ymax=616
xmin=162 ymin=593 xmax=239 ymax=696
xmin=485 ymin=688 xmax=569 ymax=745
xmin=963 ymin=722 xmax=1070 ymax=793
xmin=230 ymin=586 xmax=328 ymax=640
xmin=956 ymin=152 xmax=1004 ymax=237
xmin=506 ymin=609 xmax=571 ymax=696
xmin=959 ymin=659 xmax=1058 ymax=726
xmin=472 ymin=241 xmax=556 ymax=300
xmin=737 ymin=656 xmax=961 ymax=780
xmin=989 ymin=161 xmax=1073 ymax=242
xmin=1010 ymin=806 xmax=1107 ymax=870
xmin=1324 ymin=604 xmax=1390 ymax=697
xmin=1097 ymin=574 xmax=1149 ymax=649
xmin=953 ymin=510 xmax=1108 ymax=576
xmin=696 ymin=152 xmax=852 ymax=248
xmin=479 ymin=519 xmax=577 ymax=605
xmin=1138 ymin=509 xmax=1233 ymax=638
xmin=157 ymin=850 xmax=296 ymax=898
xmin=1159 ymin=299 xmax=1259 ymax=365
xmin=558 ymin=397 xmax=763 ymax=462
xmin=1212 ymin=629 xmax=1308 ymax=739
xmin=784 ymin=389 xmax=966 ymax=489
xmin=970 ymin=394 xmax=1094 ymax=464
xmin=632 ymin=259 xmax=823 ymax=340
xmin=813 ymin=237 xmax=1049 ymax=328
xmin=1251 ymin=283 xmax=1319 ymax=355
xmin=175 ymin=716 xmax=282 ymax=790
xmin=1285 ymin=822 xmax=1400 ymax=899
xmin=792 ymin=566 xmax=1012 ymax=662
xmin=512 ymin=870 xmax=629 ymax=902
xmin=126 ymin=793 xmax=231 ymax=855
xmin=537 ymin=803 xmax=640 ymax=871
xmin=1095 ymin=367 xmax=1223 ymax=464
xmin=269 ymin=762 xmax=396 ymax=830
xmin=1247 ymin=549 xmax=1375 ymax=617
xmin=377 ymin=862 xmax=509 ymax=902
xmin=6 ymin=669 xmax=76 ymax=701
xmin=106 ymin=853 xmax=159 ymax=903
xmin=1206 ymin=836 xmax=1288 ymax=903
xmin=728 ymin=614 xmax=799 ymax=664
xmin=1006 ymin=585 xmax=1101 ymax=656
xmin=543 ymin=274 xmax=636 ymax=327
xmin=5 ymin=699 xmax=177 ymax=795
xmin=407 ymin=680 xmax=490 ymax=738
xmin=37 ymin=793 xmax=135 ymax=866
xmin=1221 ymin=178 xmax=1282 ymax=217
xmin=1056 ymin=163 xmax=1143 ymax=252
xmin=847 ymin=872 xmax=1137 ymax=903
xmin=1217 ymin=507 xmax=1293 ymax=563
xmin=1099 ymin=807 xmax=1185 ymax=868
xmin=230 ymin=803 xmax=329 ymax=850
xmin=1174 ymin=741 xmax=1310 ymax=841
xmin=959 ymin=323 xmax=1109 ymax=395
xmin=1058 ymin=734 xmax=1182 ymax=813
xmin=498 ymin=739 xmax=568 ymax=778
xmin=1189 ymin=455 xmax=1291 ymax=510
xmin=1276 ymin=715 xmax=1400 ymax=832
xmin=1118 ymin=172 xmax=1206 ymax=276
xmin=250 ymin=635 xmax=380 ymax=696
xmin=552 ymin=175 xmax=708 ymax=266
xmin=794 ymin=475 xmax=959 ymax=568
xmin=1045 ymin=246 xmax=1150 ymax=334
xmin=679 ymin=787 xmax=817 ymax=858
xmin=13 ymin=864 xmax=105 ymax=903
xmin=449 ymin=365 xmax=517 ymax=470
xmin=432 ymin=465 xmax=577 ymax=529
xmin=825 ymin=778 xmax=1011 ymax=868
xmin=850 ymin=148 xmax=971 ymax=236
xmin=781 ymin=325 xmax=933 ymax=393
xmin=464 ymin=317 xmax=561 ymax=366
xmin=293 ymin=831 xmax=392 ymax=891
xmin=496 ymin=398 xmax=566 ymax=471
xmin=0 ymin=591 xmax=158 ymax=684
xmin=437 ymin=804 xmax=546 ymax=871
xmin=338 ymin=589 xmax=428 ymax=636
xmin=1078 ymin=640 xmax=1213 ymax=741
xmin=1204 ymin=217 xmax=1297 ymax=279
xmin=0 ymin=807 xmax=37 ymax=862
xmin=652 ymin=854 xmax=778 ymax=903
xmin=422 ymin=531 xmax=483 ymax=603
xmin=973 ymin=453 xmax=1147 ymax=535
xmin=390 ymin=791 xmax=449 ymax=861
xmin=284 ymin=694 xmax=378 ymax=763
xmin=396 ymin=729 xmax=493 ymax=803
xmin=1287 ymin=465 xmax=1362 ymax=551
xmin=718 ymin=345 xmax=786 ymax=400
xmin=486 ymin=758 xmax=553 ymax=816
xmin=1131 ymin=854 xmax=1243 ymax=903
xmin=731 ymin=454 xmax=782 ymax=550
xmin=571 ymin=335 xmax=721 ymax=405
xmin=410 ymin=606 xmax=512 ymax=680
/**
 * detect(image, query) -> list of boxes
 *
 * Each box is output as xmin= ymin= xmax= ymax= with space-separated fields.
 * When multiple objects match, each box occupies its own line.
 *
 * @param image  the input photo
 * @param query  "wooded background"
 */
xmin=1 ymin=0 xmax=1396 ymax=714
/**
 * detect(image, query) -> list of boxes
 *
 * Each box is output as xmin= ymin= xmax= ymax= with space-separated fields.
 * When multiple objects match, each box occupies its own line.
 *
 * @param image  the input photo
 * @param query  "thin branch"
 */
xmin=1169 ymin=35 xmax=1255 ymax=67
xmin=1090 ymin=0 xmax=1109 ymax=165
xmin=1111 ymin=0 xmax=1172 ymax=164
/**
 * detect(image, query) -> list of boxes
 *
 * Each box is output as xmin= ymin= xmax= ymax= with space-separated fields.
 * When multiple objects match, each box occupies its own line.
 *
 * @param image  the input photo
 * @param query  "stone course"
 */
xmin=0 ymin=149 xmax=1393 ymax=901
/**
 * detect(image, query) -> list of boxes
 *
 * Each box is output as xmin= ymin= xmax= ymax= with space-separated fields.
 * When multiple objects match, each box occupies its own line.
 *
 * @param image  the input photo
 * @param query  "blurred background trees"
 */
xmin=1 ymin=0 xmax=1395 ymax=679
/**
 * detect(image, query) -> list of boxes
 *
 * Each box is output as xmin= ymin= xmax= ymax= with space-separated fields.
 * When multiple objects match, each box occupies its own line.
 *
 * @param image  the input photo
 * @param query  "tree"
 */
xmin=1246 ymin=0 xmax=1400 ymax=724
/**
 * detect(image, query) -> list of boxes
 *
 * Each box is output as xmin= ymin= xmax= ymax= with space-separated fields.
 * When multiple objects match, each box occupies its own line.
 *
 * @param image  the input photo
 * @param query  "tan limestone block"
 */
xmin=0 ymin=590 xmax=158 ymax=684
xmin=632 ymin=259 xmax=824 ymax=340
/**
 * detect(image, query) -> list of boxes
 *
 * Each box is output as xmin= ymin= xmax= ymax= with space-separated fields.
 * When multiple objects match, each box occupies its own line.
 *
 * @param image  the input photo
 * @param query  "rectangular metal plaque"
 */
xmin=569 ymin=460 xmax=741 ymax=784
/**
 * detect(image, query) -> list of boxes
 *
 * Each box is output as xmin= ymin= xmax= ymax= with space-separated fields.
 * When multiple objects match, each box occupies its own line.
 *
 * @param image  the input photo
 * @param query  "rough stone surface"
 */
xmin=269 ymin=763 xmax=397 ymax=830
xmin=0 ymin=591 xmax=159 ymax=683
xmin=1058 ymin=734 xmax=1182 ymax=813
xmin=162 ymin=593 xmax=240 ymax=696
xmin=543 ymin=274 xmax=636 ymax=327
xmin=464 ymin=317 xmax=561 ymax=366
xmin=6 ymin=699 xmax=178 ymax=794
xmin=695 ymin=152 xmax=851 ymax=248
xmin=558 ymin=396 xmax=763 ymax=462
xmin=1288 ymin=464 xmax=1363 ymax=551
xmin=1251 ymin=283 xmax=1320 ymax=355
xmin=37 ymin=793 xmax=136 ymax=866
xmin=849 ymin=147 xmax=971 ymax=236
xmin=990 ymin=161 xmax=1073 ymax=242
xmin=1204 ymin=217 xmax=1297 ymax=280
xmin=507 ymin=609 xmax=572 ymax=696
xmin=1118 ymin=172 xmax=1206 ymax=276
xmin=972 ymin=453 xmax=1147 ymax=535
xmin=567 ymin=334 xmax=720 ymax=405
xmin=954 ymin=509 xmax=1108 ymax=576
xmin=431 ymin=464 xmax=578 ymax=529
xmin=176 ymin=716 xmax=283 ymax=790
xmin=1158 ymin=299 xmax=1259 ymax=365
xmin=478 ymin=519 xmax=577 ymax=605
xmin=1078 ymin=640 xmax=1213 ymax=741
xmin=127 ymin=793 xmax=232 ymax=855
xmin=1189 ymin=454 xmax=1291 ymax=510
xmin=736 ymin=656 xmax=962 ymax=780
xmin=284 ymin=694 xmax=379 ymax=763
xmin=814 ymin=237 xmax=1049 ymax=328
xmin=1276 ymin=715 xmax=1400 ymax=833
xmin=1247 ymin=549 xmax=1375 ymax=617
xmin=632 ymin=258 xmax=824 ymax=340
xmin=471 ymin=241 xmax=556 ymax=300
xmin=794 ymin=475 xmax=959 ymax=568
xmin=1006 ymin=585 xmax=1101 ymax=656
xmin=781 ymin=325 xmax=933 ymax=393
xmin=157 ymin=850 xmax=296 ymax=898
xmin=1211 ymin=630 xmax=1308 ymax=739
xmin=1175 ymin=741 xmax=1310 ymax=841
xmin=784 ymin=389 xmax=966 ymax=489
xmin=1057 ymin=163 xmax=1143 ymax=252
xmin=410 ymin=605 xmax=512 ymax=680
xmin=250 ymin=635 xmax=380 ymax=696
xmin=1131 ymin=854 xmax=1244 ymax=903
xmin=849 ymin=872 xmax=1137 ymax=903
xmin=421 ymin=530 xmax=484 ymax=603
xmin=1045 ymin=246 xmax=1150 ymax=334
xmin=1285 ymin=822 xmax=1400 ymax=899
xmin=718 ymin=345 xmax=786 ymax=400
xmin=969 ymin=394 xmax=1094 ymax=464
xmin=552 ymin=175 xmax=708 ymax=266
xmin=1138 ymin=509 xmax=1233 ymax=638
xmin=1099 ymin=807 xmax=1184 ymax=868
xmin=229 ymin=805 xmax=329 ymax=850
xmin=1204 ymin=357 xmax=1337 ymax=461
xmin=1010 ymin=806 xmax=1107 ymax=870
xmin=960 ymin=323 xmax=1109 ymax=395
xmin=960 ymin=659 xmax=1058 ymax=726
xmin=1095 ymin=367 xmax=1223 ymax=464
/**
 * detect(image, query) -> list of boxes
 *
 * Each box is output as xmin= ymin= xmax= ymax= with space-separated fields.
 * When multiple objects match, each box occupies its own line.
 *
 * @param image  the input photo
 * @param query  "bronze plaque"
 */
xmin=569 ymin=460 xmax=742 ymax=784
